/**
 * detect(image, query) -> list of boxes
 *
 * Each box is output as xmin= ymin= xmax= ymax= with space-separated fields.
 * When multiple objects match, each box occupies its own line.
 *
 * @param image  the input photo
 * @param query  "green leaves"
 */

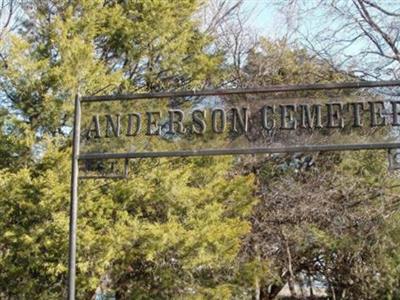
xmin=0 ymin=3 xmax=233 ymax=295
xmin=0 ymin=162 xmax=69 ymax=297
xmin=102 ymin=157 xmax=256 ymax=298
xmin=0 ymin=146 xmax=256 ymax=298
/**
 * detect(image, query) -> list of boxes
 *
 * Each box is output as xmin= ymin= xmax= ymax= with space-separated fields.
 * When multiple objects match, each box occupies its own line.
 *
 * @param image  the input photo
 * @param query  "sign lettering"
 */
xmin=78 ymin=82 xmax=400 ymax=159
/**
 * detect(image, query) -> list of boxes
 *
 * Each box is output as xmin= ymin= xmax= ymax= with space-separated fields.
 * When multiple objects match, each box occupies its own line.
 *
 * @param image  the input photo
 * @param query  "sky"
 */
xmin=241 ymin=1 xmax=286 ymax=39
xmin=238 ymin=0 xmax=400 ymax=79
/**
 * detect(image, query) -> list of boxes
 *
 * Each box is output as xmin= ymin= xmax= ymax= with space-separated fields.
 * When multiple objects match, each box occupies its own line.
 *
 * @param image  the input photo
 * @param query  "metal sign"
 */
xmin=79 ymin=81 xmax=400 ymax=160
xmin=68 ymin=80 xmax=400 ymax=299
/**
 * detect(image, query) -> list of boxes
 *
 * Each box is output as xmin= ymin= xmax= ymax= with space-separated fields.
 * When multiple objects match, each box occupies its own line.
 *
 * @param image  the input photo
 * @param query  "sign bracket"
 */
xmin=78 ymin=158 xmax=129 ymax=179
xmin=388 ymin=148 xmax=400 ymax=170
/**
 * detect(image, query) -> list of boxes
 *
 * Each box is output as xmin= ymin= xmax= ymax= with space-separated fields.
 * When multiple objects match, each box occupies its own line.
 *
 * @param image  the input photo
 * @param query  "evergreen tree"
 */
xmin=0 ymin=0 xmax=255 ymax=298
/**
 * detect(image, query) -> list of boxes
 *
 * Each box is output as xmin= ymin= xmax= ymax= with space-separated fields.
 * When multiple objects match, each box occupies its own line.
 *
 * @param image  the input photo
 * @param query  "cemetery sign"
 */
xmin=68 ymin=80 xmax=400 ymax=299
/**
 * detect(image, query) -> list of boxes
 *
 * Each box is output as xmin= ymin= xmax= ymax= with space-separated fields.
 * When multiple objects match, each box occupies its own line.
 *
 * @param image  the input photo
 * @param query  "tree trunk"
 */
xmin=307 ymin=271 xmax=314 ymax=300
xmin=285 ymin=238 xmax=297 ymax=298
xmin=255 ymin=244 xmax=261 ymax=300
xmin=260 ymin=283 xmax=284 ymax=300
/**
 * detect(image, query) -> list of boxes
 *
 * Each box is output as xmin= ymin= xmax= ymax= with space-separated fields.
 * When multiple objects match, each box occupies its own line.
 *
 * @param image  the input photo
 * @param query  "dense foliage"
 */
xmin=0 ymin=0 xmax=255 ymax=298
xmin=0 ymin=1 xmax=399 ymax=299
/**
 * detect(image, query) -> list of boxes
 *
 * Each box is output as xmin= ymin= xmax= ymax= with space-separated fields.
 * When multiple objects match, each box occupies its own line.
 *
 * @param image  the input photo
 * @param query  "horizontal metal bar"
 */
xmin=78 ymin=142 xmax=400 ymax=160
xmin=79 ymin=175 xmax=127 ymax=179
xmin=81 ymin=80 xmax=400 ymax=102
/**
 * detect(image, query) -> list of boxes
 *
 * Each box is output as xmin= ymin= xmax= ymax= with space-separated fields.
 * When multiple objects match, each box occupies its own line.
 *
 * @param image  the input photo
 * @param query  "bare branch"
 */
xmin=362 ymin=0 xmax=400 ymax=17
xmin=354 ymin=0 xmax=400 ymax=61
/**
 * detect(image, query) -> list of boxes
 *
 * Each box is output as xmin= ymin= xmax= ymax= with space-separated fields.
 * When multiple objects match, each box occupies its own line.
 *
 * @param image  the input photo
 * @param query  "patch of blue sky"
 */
xmin=241 ymin=0 xmax=400 ymax=80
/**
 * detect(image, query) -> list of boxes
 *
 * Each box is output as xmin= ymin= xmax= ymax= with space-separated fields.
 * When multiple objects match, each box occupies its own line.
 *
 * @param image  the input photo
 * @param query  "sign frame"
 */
xmin=67 ymin=80 xmax=400 ymax=299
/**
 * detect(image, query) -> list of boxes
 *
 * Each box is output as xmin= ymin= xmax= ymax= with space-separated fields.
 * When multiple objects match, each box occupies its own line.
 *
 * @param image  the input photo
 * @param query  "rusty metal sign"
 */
xmin=79 ymin=80 xmax=400 ymax=160
xmin=67 ymin=80 xmax=400 ymax=299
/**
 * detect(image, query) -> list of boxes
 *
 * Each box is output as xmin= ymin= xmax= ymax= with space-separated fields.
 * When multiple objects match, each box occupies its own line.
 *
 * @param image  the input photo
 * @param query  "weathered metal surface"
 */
xmin=388 ymin=149 xmax=400 ymax=170
xmin=70 ymin=80 xmax=400 ymax=299
xmin=79 ymin=143 xmax=400 ymax=160
xmin=81 ymin=80 xmax=400 ymax=102
xmin=68 ymin=95 xmax=81 ymax=300
xmin=79 ymin=159 xmax=129 ymax=179
xmin=79 ymin=84 xmax=400 ymax=160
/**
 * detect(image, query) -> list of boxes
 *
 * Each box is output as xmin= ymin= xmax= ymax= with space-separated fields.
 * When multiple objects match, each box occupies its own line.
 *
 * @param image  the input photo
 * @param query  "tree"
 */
xmin=273 ymin=0 xmax=400 ymax=80
xmin=201 ymin=0 xmax=259 ymax=86
xmin=241 ymin=150 xmax=400 ymax=299
xmin=0 ymin=0 xmax=18 ymax=41
xmin=0 ymin=0 xmax=258 ymax=298
xmin=236 ymin=39 xmax=400 ymax=299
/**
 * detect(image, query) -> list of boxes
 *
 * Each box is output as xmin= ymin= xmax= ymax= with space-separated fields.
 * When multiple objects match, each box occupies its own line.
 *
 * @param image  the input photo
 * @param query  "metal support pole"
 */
xmin=68 ymin=94 xmax=81 ymax=299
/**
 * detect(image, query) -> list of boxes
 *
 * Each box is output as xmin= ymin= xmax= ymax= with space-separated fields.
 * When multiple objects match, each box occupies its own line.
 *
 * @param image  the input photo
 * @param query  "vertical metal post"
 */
xmin=68 ymin=94 xmax=81 ymax=299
